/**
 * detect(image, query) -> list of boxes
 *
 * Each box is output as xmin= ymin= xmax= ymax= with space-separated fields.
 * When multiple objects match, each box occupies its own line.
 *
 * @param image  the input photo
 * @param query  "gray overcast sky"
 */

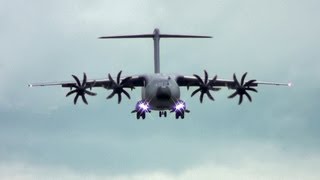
xmin=0 ymin=0 xmax=320 ymax=179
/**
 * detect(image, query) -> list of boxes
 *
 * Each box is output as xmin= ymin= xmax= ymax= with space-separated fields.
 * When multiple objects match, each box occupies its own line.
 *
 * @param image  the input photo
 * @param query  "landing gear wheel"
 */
xmin=175 ymin=112 xmax=180 ymax=119
xmin=159 ymin=111 xmax=167 ymax=118
xmin=142 ymin=112 xmax=146 ymax=119
xmin=181 ymin=112 xmax=185 ymax=119
xmin=136 ymin=113 xmax=140 ymax=119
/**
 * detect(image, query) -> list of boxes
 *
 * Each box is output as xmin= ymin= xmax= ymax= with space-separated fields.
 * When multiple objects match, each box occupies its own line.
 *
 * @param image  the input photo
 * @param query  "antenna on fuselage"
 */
xmin=99 ymin=28 xmax=212 ymax=74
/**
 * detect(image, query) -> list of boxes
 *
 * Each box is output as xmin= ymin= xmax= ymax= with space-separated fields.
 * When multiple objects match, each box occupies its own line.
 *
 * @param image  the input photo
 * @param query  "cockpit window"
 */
xmin=156 ymin=81 xmax=170 ymax=87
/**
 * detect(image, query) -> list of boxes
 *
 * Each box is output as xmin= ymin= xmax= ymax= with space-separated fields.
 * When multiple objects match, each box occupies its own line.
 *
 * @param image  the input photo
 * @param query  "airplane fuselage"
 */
xmin=141 ymin=74 xmax=180 ymax=110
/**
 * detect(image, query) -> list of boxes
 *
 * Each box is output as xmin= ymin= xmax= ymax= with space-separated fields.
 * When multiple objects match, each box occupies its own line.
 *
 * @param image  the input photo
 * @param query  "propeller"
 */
xmin=228 ymin=72 xmax=258 ymax=105
xmin=106 ymin=71 xmax=134 ymax=104
xmin=191 ymin=70 xmax=220 ymax=103
xmin=66 ymin=73 xmax=97 ymax=105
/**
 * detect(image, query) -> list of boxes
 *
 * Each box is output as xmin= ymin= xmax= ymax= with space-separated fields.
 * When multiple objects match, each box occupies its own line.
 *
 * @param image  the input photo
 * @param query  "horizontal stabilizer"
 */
xmin=160 ymin=34 xmax=212 ymax=38
xmin=99 ymin=34 xmax=212 ymax=39
xmin=99 ymin=34 xmax=154 ymax=39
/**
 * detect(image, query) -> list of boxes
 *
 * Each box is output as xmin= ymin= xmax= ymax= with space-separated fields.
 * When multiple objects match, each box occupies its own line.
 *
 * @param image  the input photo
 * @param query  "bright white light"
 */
xmin=288 ymin=82 xmax=293 ymax=87
xmin=139 ymin=102 xmax=149 ymax=111
xmin=175 ymin=102 xmax=185 ymax=110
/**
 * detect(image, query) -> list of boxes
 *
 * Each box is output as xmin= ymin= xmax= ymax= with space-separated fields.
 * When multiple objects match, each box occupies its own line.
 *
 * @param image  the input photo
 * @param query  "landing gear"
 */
xmin=175 ymin=111 xmax=185 ymax=119
xmin=132 ymin=100 xmax=150 ymax=120
xmin=159 ymin=111 xmax=167 ymax=117
xmin=136 ymin=112 xmax=146 ymax=120
xmin=171 ymin=99 xmax=190 ymax=119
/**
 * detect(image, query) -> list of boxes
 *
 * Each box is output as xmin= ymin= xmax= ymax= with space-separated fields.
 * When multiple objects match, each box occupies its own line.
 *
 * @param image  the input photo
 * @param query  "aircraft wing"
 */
xmin=175 ymin=72 xmax=291 ymax=104
xmin=176 ymin=75 xmax=291 ymax=89
xmin=28 ymin=74 xmax=144 ymax=89
xmin=28 ymin=72 xmax=145 ymax=104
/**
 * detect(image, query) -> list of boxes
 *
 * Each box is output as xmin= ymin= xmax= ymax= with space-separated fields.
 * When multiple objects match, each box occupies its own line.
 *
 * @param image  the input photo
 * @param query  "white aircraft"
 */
xmin=29 ymin=28 xmax=291 ymax=119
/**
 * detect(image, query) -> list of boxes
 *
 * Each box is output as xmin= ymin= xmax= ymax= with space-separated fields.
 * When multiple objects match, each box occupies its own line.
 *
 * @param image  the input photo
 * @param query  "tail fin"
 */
xmin=99 ymin=28 xmax=212 ymax=73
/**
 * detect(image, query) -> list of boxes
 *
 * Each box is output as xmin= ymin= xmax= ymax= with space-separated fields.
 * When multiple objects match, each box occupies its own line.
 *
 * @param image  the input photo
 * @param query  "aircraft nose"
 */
xmin=156 ymin=86 xmax=171 ymax=100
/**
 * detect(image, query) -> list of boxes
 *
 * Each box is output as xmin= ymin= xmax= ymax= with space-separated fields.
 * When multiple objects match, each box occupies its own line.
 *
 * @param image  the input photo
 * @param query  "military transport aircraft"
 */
xmin=29 ymin=28 xmax=291 ymax=119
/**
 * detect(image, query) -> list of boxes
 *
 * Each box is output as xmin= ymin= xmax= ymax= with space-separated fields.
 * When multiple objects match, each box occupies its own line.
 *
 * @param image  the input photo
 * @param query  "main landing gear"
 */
xmin=136 ymin=111 xmax=146 ymax=119
xmin=173 ymin=109 xmax=190 ymax=119
xmin=132 ymin=109 xmax=149 ymax=119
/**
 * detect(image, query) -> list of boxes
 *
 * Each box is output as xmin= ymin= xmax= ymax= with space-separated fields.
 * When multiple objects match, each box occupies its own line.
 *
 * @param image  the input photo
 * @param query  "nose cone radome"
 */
xmin=156 ymin=86 xmax=171 ymax=100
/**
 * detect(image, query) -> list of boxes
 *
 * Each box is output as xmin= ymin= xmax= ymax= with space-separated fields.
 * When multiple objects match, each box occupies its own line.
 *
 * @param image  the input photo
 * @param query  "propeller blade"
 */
xmin=244 ymin=79 xmax=257 ymax=86
xmin=107 ymin=91 xmax=116 ymax=99
xmin=66 ymin=89 xmax=78 ymax=97
xmin=244 ymin=91 xmax=252 ymax=102
xmin=208 ymin=75 xmax=218 ymax=86
xmin=81 ymin=94 xmax=88 ymax=104
xmin=85 ymin=90 xmax=97 ymax=96
xmin=233 ymin=73 xmax=240 ymax=87
xmin=229 ymin=72 xmax=258 ymax=105
xmin=209 ymin=87 xmax=221 ymax=91
xmin=108 ymin=74 xmax=116 ymax=85
xmin=121 ymin=89 xmax=131 ymax=99
xmin=212 ymin=75 xmax=218 ymax=82
xmin=228 ymin=91 xmax=238 ymax=99
xmin=238 ymin=94 xmax=243 ymax=105
xmin=72 ymin=75 xmax=81 ymax=87
xmin=206 ymin=91 xmax=214 ymax=101
xmin=120 ymin=76 xmax=132 ymax=85
xmin=241 ymin=72 xmax=247 ymax=86
xmin=82 ymin=73 xmax=87 ymax=87
xmin=193 ymin=74 xmax=204 ymax=85
xmin=200 ymin=92 xmax=204 ymax=103
xmin=117 ymin=71 xmax=122 ymax=84
xmin=117 ymin=93 xmax=122 ymax=104
xmin=74 ymin=94 xmax=80 ymax=105
xmin=204 ymin=70 xmax=208 ymax=84
xmin=70 ymin=84 xmax=79 ymax=89
xmin=246 ymin=87 xmax=258 ymax=93
xmin=191 ymin=88 xmax=202 ymax=97
xmin=67 ymin=73 xmax=96 ymax=105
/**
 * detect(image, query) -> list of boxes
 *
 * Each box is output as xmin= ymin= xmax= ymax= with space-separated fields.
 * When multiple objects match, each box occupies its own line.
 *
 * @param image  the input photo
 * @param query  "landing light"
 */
xmin=139 ymin=102 xmax=149 ymax=111
xmin=136 ymin=100 xmax=150 ymax=113
xmin=175 ymin=102 xmax=185 ymax=111
xmin=174 ymin=100 xmax=186 ymax=112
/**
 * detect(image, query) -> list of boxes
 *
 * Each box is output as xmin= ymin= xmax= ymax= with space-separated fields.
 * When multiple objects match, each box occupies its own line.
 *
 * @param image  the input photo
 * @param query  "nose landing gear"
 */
xmin=159 ymin=111 xmax=167 ymax=117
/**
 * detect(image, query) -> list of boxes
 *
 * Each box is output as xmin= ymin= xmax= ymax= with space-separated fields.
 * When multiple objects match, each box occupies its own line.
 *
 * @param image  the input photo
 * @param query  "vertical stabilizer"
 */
xmin=153 ymin=28 xmax=160 ymax=73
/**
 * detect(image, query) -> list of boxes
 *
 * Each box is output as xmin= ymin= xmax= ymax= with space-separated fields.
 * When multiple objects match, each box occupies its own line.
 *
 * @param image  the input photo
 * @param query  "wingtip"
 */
xmin=28 ymin=84 xmax=33 ymax=87
xmin=288 ymin=82 xmax=293 ymax=87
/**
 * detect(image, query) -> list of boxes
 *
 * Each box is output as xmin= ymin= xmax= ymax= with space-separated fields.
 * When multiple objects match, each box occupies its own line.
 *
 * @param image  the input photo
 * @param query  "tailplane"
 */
xmin=99 ymin=28 xmax=212 ymax=73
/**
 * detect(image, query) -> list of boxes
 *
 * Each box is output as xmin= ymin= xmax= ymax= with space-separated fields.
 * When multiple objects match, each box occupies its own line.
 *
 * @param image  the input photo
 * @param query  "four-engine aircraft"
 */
xmin=29 ymin=28 xmax=291 ymax=119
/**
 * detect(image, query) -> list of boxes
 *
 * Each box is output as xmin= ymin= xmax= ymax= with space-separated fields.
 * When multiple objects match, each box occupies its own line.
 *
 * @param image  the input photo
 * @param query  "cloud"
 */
xmin=1 ymin=144 xmax=320 ymax=180
xmin=1 ymin=0 xmax=320 ymax=179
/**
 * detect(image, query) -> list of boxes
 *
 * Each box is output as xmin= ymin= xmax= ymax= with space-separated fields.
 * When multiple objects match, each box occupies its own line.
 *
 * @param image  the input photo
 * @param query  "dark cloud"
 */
xmin=0 ymin=0 xmax=320 ymax=178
